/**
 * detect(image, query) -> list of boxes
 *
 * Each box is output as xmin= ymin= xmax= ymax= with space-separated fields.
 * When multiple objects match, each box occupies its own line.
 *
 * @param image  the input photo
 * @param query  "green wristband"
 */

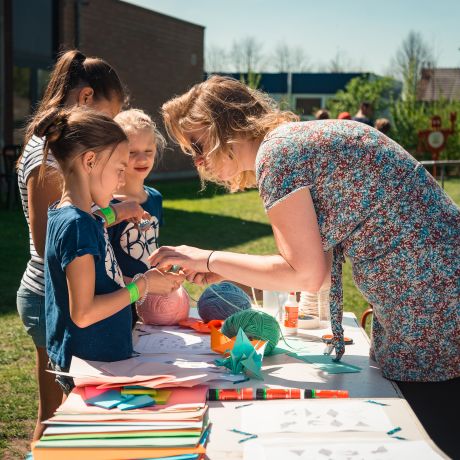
xmin=126 ymin=282 xmax=140 ymax=304
xmin=100 ymin=205 xmax=117 ymax=226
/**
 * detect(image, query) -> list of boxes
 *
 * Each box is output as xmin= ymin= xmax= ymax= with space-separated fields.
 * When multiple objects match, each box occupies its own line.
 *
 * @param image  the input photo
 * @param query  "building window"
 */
xmin=295 ymin=97 xmax=322 ymax=117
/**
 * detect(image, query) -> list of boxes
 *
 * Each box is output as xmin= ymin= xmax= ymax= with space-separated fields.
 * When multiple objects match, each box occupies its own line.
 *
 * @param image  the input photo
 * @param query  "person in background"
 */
xmin=375 ymin=118 xmax=392 ymax=136
xmin=315 ymin=109 xmax=330 ymax=120
xmin=338 ymin=111 xmax=352 ymax=120
xmin=353 ymin=102 xmax=373 ymax=126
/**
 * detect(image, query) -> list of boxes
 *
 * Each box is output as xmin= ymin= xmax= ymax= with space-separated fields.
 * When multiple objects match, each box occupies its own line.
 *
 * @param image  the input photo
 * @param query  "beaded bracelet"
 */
xmin=132 ymin=272 xmax=149 ymax=306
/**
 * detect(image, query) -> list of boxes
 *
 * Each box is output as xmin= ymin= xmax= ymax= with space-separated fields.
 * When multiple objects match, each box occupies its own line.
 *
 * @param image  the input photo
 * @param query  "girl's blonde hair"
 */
xmin=162 ymin=75 xmax=299 ymax=192
xmin=115 ymin=109 xmax=166 ymax=157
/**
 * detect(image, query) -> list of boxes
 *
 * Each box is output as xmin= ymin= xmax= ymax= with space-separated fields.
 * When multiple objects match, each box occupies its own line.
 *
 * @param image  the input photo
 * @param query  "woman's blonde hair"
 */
xmin=162 ymin=75 xmax=299 ymax=191
xmin=115 ymin=109 xmax=166 ymax=159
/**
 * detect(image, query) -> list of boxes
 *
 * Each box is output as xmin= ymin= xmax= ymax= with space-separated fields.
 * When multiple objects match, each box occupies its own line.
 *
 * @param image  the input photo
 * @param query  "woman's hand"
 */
xmin=144 ymin=268 xmax=185 ymax=295
xmin=148 ymin=245 xmax=213 ymax=273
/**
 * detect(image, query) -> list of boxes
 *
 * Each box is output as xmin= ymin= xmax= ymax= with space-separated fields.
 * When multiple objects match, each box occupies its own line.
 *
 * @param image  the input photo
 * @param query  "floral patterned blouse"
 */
xmin=256 ymin=120 xmax=460 ymax=382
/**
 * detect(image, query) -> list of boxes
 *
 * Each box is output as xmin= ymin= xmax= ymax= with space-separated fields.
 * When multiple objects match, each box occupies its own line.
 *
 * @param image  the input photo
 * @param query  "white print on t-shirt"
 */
xmin=103 ymin=229 xmax=125 ymax=287
xmin=120 ymin=216 xmax=160 ymax=269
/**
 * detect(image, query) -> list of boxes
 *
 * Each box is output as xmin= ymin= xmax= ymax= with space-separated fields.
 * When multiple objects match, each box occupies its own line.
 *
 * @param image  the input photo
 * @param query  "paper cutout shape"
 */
xmin=85 ymin=390 xmax=134 ymax=410
xmin=117 ymin=394 xmax=155 ymax=411
xmin=121 ymin=388 xmax=172 ymax=404
xmin=210 ymin=326 xmax=265 ymax=356
xmin=214 ymin=329 xmax=266 ymax=380
xmin=179 ymin=318 xmax=224 ymax=334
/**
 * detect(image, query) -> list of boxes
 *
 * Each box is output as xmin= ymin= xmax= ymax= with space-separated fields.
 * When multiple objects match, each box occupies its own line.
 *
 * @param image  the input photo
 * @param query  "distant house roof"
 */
xmin=417 ymin=68 xmax=460 ymax=101
xmin=204 ymin=72 xmax=367 ymax=94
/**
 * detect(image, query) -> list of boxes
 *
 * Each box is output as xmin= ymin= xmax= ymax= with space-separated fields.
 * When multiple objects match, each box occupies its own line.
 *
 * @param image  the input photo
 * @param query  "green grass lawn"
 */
xmin=0 ymin=178 xmax=459 ymax=459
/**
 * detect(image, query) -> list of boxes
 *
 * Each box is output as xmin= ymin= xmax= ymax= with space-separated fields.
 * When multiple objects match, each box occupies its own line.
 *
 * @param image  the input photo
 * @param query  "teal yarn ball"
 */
xmin=221 ymin=310 xmax=281 ymax=356
xmin=197 ymin=282 xmax=252 ymax=323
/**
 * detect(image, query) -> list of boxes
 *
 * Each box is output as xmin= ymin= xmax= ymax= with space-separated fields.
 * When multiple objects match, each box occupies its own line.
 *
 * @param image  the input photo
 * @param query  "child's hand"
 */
xmin=144 ymin=268 xmax=185 ymax=295
xmin=185 ymin=271 xmax=224 ymax=286
xmin=112 ymin=200 xmax=146 ymax=223
xmin=128 ymin=210 xmax=151 ymax=226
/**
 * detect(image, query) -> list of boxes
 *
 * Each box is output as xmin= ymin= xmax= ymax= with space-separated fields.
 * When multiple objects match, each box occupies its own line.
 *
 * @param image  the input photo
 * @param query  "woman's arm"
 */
xmin=27 ymin=168 xmax=62 ymax=257
xmin=149 ymin=188 xmax=328 ymax=292
xmin=66 ymin=255 xmax=185 ymax=328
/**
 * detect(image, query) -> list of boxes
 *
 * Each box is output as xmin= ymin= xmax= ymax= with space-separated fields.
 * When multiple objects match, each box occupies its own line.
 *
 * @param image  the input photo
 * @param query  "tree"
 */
xmin=229 ymin=36 xmax=264 ymax=73
xmin=390 ymin=80 xmax=460 ymax=159
xmin=391 ymin=31 xmax=434 ymax=98
xmin=326 ymin=75 xmax=397 ymax=118
xmin=271 ymin=42 xmax=311 ymax=72
xmin=205 ymin=45 xmax=228 ymax=73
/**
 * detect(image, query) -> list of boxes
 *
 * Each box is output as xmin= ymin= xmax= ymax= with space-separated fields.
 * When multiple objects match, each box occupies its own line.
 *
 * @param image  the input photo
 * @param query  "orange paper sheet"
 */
xmin=32 ymin=442 xmax=206 ymax=460
xmin=210 ymin=327 xmax=265 ymax=355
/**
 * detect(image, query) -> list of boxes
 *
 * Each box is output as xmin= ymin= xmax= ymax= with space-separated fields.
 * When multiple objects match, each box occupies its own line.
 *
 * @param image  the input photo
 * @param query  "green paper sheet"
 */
xmin=36 ymin=435 xmax=201 ymax=448
xmin=41 ymin=430 xmax=201 ymax=441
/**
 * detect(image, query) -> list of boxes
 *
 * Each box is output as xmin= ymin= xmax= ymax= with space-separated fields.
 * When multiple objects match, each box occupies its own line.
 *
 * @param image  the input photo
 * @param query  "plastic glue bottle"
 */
xmin=283 ymin=292 xmax=299 ymax=336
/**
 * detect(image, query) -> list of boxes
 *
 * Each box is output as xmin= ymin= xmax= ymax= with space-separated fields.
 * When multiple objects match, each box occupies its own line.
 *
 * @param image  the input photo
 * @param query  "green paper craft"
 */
xmin=214 ymin=328 xmax=266 ymax=380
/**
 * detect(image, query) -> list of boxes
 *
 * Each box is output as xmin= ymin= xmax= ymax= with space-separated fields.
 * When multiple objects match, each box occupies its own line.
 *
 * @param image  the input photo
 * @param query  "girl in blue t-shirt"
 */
xmin=35 ymin=107 xmax=184 ymax=394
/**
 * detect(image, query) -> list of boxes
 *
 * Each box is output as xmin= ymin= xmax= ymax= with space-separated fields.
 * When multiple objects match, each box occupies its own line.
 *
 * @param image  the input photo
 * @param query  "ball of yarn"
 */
xmin=137 ymin=286 xmax=190 ymax=326
xmin=221 ymin=310 xmax=280 ymax=355
xmin=197 ymin=282 xmax=251 ymax=323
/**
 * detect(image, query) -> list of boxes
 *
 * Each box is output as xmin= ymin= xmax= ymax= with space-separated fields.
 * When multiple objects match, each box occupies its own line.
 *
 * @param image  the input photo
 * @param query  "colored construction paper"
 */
xmin=121 ymin=389 xmax=171 ymax=404
xmin=58 ymin=386 xmax=207 ymax=415
xmin=115 ymin=394 xmax=155 ymax=411
xmin=85 ymin=390 xmax=134 ymax=409
xmin=32 ymin=443 xmax=206 ymax=460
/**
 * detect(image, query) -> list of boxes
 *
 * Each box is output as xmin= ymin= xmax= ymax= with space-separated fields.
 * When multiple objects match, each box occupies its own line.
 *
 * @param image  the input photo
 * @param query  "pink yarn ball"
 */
xmin=137 ymin=286 xmax=190 ymax=326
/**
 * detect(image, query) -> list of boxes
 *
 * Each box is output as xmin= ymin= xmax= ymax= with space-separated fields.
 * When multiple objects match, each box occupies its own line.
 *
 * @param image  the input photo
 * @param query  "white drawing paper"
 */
xmin=242 ymin=401 xmax=393 ymax=434
xmin=244 ymin=439 xmax=443 ymax=460
xmin=134 ymin=327 xmax=212 ymax=354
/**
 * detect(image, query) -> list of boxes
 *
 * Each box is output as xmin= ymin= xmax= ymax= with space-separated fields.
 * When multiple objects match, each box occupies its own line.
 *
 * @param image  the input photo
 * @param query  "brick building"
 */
xmin=1 ymin=0 xmax=204 ymax=176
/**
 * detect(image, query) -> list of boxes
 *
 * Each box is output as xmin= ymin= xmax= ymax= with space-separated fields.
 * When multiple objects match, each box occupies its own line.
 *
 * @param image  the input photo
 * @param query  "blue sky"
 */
xmin=126 ymin=0 xmax=460 ymax=75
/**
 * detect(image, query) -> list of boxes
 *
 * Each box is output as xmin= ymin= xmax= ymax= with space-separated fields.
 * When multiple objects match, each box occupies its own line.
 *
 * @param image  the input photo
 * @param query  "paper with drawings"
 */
xmin=244 ymin=439 xmax=443 ymax=460
xmin=242 ymin=401 xmax=393 ymax=433
xmin=134 ymin=327 xmax=212 ymax=354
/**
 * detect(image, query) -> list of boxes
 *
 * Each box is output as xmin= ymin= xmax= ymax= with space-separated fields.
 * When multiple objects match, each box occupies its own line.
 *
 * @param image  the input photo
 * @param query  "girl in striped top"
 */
xmin=16 ymin=49 xmax=129 ymax=442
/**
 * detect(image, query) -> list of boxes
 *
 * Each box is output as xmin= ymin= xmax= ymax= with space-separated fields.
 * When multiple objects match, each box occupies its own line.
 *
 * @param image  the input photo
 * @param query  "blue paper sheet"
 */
xmin=85 ymin=390 xmax=134 ymax=409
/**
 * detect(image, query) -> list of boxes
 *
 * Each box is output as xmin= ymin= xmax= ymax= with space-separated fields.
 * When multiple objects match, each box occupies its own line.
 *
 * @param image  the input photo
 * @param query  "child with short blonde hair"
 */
xmin=109 ymin=109 xmax=166 ymax=283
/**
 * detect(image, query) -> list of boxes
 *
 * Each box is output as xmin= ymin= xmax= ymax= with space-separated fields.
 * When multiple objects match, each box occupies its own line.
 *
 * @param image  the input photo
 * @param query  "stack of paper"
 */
xmin=32 ymin=385 xmax=209 ymax=460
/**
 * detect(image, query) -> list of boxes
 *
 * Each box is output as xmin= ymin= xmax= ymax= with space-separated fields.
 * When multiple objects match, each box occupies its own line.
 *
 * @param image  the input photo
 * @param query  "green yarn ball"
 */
xmin=221 ymin=310 xmax=281 ymax=356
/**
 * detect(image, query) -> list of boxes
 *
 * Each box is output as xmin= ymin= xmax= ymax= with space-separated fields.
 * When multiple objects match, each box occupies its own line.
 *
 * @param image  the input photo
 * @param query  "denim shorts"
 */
xmin=48 ymin=360 xmax=75 ymax=395
xmin=16 ymin=284 xmax=46 ymax=348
